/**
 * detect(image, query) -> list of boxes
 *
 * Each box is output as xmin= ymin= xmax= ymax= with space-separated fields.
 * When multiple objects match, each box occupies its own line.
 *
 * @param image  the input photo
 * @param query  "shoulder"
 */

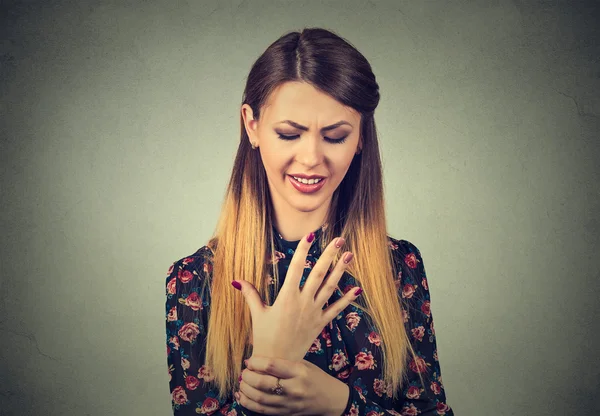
xmin=386 ymin=235 xmax=425 ymax=272
xmin=165 ymin=245 xmax=215 ymax=294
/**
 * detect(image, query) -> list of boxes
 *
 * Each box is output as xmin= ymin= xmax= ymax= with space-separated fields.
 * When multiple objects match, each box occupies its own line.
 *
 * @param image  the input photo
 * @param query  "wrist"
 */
xmin=327 ymin=377 xmax=350 ymax=416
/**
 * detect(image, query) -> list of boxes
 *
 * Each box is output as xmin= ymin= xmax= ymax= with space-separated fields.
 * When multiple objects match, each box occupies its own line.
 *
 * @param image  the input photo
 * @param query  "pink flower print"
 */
xmin=199 ymin=397 xmax=220 ymax=414
xmin=307 ymin=337 xmax=322 ymax=353
xmin=167 ymin=277 xmax=177 ymax=295
xmin=167 ymin=307 xmax=178 ymax=322
xmin=178 ymin=269 xmax=194 ymax=284
xmin=401 ymin=403 xmax=419 ymax=416
xmin=373 ymin=378 xmax=387 ymax=397
xmin=182 ymin=256 xmax=194 ymax=266
xmin=436 ymin=402 xmax=451 ymax=415
xmin=409 ymin=355 xmax=429 ymax=374
xmin=368 ymin=331 xmax=381 ymax=346
xmin=181 ymin=357 xmax=190 ymax=370
xmin=411 ymin=325 xmax=425 ymax=342
xmin=406 ymin=385 xmax=422 ymax=399
xmin=178 ymin=322 xmax=200 ymax=343
xmin=388 ymin=240 xmax=398 ymax=250
xmin=404 ymin=253 xmax=420 ymax=269
xmin=185 ymin=375 xmax=200 ymax=390
xmin=331 ymin=351 xmax=349 ymax=371
xmin=421 ymin=300 xmax=431 ymax=318
xmin=184 ymin=291 xmax=202 ymax=311
xmin=402 ymin=284 xmax=417 ymax=299
xmin=346 ymin=312 xmax=361 ymax=331
xmin=355 ymin=350 xmax=376 ymax=370
xmin=198 ymin=364 xmax=215 ymax=382
xmin=430 ymin=381 xmax=442 ymax=395
xmin=172 ymin=386 xmax=188 ymax=405
xmin=422 ymin=277 xmax=428 ymax=290
xmin=167 ymin=263 xmax=174 ymax=275
xmin=203 ymin=262 xmax=212 ymax=274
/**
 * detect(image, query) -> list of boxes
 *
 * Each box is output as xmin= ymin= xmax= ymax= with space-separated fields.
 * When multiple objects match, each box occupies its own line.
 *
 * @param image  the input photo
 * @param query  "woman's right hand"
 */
xmin=232 ymin=232 xmax=362 ymax=362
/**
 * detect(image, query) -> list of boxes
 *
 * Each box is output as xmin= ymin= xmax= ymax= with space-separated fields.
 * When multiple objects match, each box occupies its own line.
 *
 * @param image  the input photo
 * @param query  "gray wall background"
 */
xmin=1 ymin=1 xmax=599 ymax=415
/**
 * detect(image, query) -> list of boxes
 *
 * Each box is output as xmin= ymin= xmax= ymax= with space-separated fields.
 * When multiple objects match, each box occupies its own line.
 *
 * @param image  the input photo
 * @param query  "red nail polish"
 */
xmin=307 ymin=232 xmax=315 ymax=243
xmin=231 ymin=281 xmax=242 ymax=290
xmin=354 ymin=287 xmax=363 ymax=296
xmin=238 ymin=374 xmax=242 ymax=382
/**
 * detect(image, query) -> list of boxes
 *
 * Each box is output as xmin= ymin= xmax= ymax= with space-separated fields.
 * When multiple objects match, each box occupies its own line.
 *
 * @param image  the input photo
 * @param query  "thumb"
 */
xmin=231 ymin=280 xmax=265 ymax=314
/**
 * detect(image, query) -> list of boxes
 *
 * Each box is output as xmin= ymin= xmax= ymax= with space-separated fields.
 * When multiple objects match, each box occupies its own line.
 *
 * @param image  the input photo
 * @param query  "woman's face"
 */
xmin=242 ymin=81 xmax=362 ymax=220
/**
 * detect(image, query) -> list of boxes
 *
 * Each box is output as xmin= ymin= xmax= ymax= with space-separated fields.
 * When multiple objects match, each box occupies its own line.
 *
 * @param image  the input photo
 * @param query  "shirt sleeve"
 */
xmin=339 ymin=240 xmax=454 ymax=416
xmin=165 ymin=251 xmax=264 ymax=415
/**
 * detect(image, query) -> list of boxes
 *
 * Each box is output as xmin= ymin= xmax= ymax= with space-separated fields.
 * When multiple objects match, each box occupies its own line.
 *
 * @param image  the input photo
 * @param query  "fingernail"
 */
xmin=335 ymin=237 xmax=345 ymax=248
xmin=307 ymin=232 xmax=315 ymax=243
xmin=354 ymin=287 xmax=363 ymax=296
xmin=231 ymin=281 xmax=242 ymax=290
xmin=343 ymin=252 xmax=354 ymax=264
xmin=238 ymin=374 xmax=242 ymax=382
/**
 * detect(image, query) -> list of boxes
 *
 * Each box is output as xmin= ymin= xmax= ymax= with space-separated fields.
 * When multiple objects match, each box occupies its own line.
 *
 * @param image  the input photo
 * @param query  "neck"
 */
xmin=272 ymin=204 xmax=330 ymax=242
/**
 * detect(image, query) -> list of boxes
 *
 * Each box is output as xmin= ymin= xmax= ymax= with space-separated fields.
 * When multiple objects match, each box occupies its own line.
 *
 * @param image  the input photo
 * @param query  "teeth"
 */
xmin=292 ymin=176 xmax=323 ymax=185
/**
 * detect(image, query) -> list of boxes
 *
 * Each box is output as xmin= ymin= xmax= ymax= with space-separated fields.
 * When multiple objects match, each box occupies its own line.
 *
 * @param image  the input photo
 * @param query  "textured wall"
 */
xmin=1 ymin=1 xmax=599 ymax=415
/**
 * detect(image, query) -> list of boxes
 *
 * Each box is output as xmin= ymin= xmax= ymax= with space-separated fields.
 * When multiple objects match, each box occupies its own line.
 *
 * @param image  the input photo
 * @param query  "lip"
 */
xmin=288 ymin=173 xmax=326 ymax=179
xmin=288 ymin=175 xmax=326 ymax=194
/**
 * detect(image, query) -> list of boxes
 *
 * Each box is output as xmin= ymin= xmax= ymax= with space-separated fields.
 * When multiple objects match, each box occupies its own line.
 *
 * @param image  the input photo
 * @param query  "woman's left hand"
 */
xmin=235 ymin=355 xmax=350 ymax=416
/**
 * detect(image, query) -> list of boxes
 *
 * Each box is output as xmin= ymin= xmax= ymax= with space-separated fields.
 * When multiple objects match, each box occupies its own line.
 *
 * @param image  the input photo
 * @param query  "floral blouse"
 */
xmin=165 ymin=224 xmax=454 ymax=415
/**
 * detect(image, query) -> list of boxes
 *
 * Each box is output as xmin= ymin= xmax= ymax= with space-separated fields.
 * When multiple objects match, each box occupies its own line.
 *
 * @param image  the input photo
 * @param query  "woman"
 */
xmin=165 ymin=27 xmax=454 ymax=415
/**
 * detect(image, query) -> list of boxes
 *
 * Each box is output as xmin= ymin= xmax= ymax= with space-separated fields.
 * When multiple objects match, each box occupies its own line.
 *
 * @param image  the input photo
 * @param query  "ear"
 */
xmin=241 ymin=104 xmax=259 ymax=144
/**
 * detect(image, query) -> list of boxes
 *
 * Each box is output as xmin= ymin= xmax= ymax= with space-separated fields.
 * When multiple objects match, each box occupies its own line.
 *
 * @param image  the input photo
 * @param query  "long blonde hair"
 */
xmin=201 ymin=27 xmax=425 ymax=401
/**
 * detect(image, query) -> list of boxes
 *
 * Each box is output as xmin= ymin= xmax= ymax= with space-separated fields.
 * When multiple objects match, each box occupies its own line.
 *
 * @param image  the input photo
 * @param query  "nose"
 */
xmin=295 ymin=134 xmax=324 ymax=168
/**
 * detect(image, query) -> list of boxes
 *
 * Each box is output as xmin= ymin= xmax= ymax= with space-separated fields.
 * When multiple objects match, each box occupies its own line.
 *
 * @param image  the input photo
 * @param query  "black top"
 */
xmin=165 ymin=224 xmax=454 ymax=415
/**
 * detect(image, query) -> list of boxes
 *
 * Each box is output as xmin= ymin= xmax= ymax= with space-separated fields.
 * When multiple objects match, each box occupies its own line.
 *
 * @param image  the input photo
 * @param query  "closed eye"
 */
xmin=277 ymin=134 xmax=348 ymax=144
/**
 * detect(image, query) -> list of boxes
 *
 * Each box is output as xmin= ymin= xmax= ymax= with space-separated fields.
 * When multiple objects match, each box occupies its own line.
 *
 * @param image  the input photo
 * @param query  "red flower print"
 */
xmin=402 ymin=284 xmax=416 ymax=299
xmin=307 ymin=337 xmax=322 ymax=353
xmin=406 ymin=385 xmax=422 ymax=399
xmin=422 ymin=277 xmax=428 ymax=290
xmin=388 ymin=240 xmax=399 ymax=250
xmin=185 ymin=375 xmax=200 ymax=390
xmin=198 ymin=364 xmax=215 ymax=382
xmin=167 ymin=307 xmax=177 ymax=322
xmin=373 ymin=378 xmax=387 ymax=397
xmin=200 ymin=396 xmax=220 ymax=414
xmin=346 ymin=312 xmax=361 ymax=331
xmin=421 ymin=300 xmax=431 ymax=318
xmin=368 ymin=331 xmax=381 ymax=346
xmin=430 ymin=381 xmax=441 ymax=395
xmin=271 ymin=251 xmax=285 ymax=265
xmin=436 ymin=402 xmax=450 ymax=415
xmin=182 ymin=256 xmax=194 ymax=265
xmin=181 ymin=357 xmax=190 ymax=370
xmin=178 ymin=322 xmax=200 ymax=343
xmin=348 ymin=403 xmax=359 ymax=416
xmin=321 ymin=328 xmax=332 ymax=347
xmin=409 ymin=356 xmax=429 ymax=374
xmin=167 ymin=263 xmax=174 ymax=275
xmin=411 ymin=325 xmax=425 ymax=342
xmin=203 ymin=262 xmax=213 ymax=274
xmin=366 ymin=411 xmax=380 ymax=416
xmin=401 ymin=403 xmax=419 ymax=416
xmin=331 ymin=351 xmax=349 ymax=371
xmin=169 ymin=336 xmax=179 ymax=350
xmin=355 ymin=351 xmax=376 ymax=370
xmin=166 ymin=277 xmax=177 ymax=295
xmin=178 ymin=269 xmax=194 ymax=284
xmin=337 ymin=367 xmax=352 ymax=380
xmin=172 ymin=385 xmax=188 ymax=405
xmin=401 ymin=308 xmax=409 ymax=323
xmin=185 ymin=291 xmax=202 ymax=311
xmin=404 ymin=253 xmax=420 ymax=269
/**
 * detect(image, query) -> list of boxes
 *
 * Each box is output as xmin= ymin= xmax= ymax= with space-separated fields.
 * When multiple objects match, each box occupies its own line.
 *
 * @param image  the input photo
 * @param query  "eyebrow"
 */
xmin=275 ymin=119 xmax=353 ymax=133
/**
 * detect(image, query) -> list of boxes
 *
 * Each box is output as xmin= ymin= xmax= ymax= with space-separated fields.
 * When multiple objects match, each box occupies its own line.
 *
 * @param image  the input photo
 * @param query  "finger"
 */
xmin=302 ymin=236 xmax=346 ymax=298
xmin=238 ymin=377 xmax=287 ymax=408
xmin=235 ymin=388 xmax=283 ymax=415
xmin=232 ymin=280 xmax=266 ymax=317
xmin=279 ymin=232 xmax=315 ymax=296
xmin=321 ymin=285 xmax=363 ymax=324
xmin=246 ymin=355 xmax=298 ymax=380
xmin=313 ymin=251 xmax=353 ymax=307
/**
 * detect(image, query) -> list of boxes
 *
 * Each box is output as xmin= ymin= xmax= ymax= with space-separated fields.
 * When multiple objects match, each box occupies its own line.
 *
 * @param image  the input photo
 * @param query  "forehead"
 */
xmin=261 ymin=81 xmax=360 ymax=124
